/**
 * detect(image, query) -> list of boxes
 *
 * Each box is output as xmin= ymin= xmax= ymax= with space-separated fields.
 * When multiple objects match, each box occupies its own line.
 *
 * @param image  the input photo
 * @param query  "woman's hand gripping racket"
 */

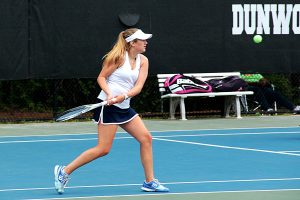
xmin=55 ymin=98 xmax=117 ymax=122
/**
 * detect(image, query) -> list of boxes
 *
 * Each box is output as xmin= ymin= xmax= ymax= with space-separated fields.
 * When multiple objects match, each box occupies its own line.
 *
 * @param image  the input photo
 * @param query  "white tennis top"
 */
xmin=98 ymin=51 xmax=141 ymax=109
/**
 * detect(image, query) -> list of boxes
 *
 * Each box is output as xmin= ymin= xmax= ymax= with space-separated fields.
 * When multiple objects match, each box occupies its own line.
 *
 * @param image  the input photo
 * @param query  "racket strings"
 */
xmin=55 ymin=102 xmax=105 ymax=122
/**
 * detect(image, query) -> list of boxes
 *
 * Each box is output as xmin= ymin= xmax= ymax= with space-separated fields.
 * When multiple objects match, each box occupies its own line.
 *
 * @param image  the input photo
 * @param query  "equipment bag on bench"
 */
xmin=164 ymin=74 xmax=212 ymax=94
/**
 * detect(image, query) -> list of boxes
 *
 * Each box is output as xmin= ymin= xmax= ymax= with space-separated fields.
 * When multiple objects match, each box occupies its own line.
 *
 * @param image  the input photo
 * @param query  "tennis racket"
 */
xmin=55 ymin=98 xmax=116 ymax=122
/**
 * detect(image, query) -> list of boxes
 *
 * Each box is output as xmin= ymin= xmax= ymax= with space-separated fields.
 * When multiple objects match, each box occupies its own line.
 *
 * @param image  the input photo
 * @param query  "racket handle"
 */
xmin=103 ymin=98 xmax=117 ymax=105
xmin=111 ymin=97 xmax=117 ymax=103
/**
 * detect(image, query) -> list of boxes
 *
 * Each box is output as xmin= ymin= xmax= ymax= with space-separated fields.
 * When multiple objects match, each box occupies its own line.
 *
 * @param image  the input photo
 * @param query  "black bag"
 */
xmin=207 ymin=76 xmax=247 ymax=92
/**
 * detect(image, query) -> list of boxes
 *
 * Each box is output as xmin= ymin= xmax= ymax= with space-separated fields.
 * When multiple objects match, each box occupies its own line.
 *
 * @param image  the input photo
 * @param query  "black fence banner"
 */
xmin=0 ymin=0 xmax=299 ymax=80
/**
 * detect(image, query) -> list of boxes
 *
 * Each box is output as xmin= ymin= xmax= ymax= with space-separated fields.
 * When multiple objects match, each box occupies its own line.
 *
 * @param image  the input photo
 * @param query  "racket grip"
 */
xmin=104 ymin=98 xmax=117 ymax=105
xmin=111 ymin=98 xmax=117 ymax=103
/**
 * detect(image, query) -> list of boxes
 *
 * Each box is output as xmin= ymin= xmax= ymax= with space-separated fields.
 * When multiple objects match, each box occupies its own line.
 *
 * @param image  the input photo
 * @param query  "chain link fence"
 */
xmin=0 ymin=73 xmax=299 ymax=122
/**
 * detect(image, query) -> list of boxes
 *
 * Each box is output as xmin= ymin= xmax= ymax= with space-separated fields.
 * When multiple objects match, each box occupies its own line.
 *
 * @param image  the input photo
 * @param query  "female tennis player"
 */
xmin=54 ymin=28 xmax=169 ymax=194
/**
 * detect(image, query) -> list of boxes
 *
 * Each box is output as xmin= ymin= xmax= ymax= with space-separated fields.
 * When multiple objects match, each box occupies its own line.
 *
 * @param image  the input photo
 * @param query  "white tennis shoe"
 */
xmin=141 ymin=179 xmax=169 ymax=192
xmin=54 ymin=165 xmax=69 ymax=194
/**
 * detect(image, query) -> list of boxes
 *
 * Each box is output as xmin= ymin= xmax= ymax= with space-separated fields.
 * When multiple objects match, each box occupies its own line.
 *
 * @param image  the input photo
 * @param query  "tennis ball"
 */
xmin=253 ymin=35 xmax=263 ymax=44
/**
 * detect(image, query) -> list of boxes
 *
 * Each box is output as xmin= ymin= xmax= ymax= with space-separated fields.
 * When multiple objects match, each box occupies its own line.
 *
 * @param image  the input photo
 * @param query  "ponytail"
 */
xmin=102 ymin=28 xmax=138 ymax=67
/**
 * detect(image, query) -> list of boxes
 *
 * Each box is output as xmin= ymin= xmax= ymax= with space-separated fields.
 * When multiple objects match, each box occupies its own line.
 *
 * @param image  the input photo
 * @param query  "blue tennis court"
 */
xmin=0 ymin=124 xmax=300 ymax=200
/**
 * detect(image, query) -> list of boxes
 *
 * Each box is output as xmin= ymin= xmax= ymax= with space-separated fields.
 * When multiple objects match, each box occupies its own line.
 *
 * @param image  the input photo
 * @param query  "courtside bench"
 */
xmin=157 ymin=72 xmax=254 ymax=120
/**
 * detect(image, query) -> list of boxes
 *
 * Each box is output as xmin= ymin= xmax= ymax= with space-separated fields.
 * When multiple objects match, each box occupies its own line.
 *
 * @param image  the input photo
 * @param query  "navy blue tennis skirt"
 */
xmin=93 ymin=99 xmax=138 ymax=124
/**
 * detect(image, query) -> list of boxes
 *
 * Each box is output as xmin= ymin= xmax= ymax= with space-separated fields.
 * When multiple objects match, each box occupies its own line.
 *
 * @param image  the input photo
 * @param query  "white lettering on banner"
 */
xmin=293 ymin=4 xmax=300 ymax=34
xmin=232 ymin=4 xmax=300 ymax=35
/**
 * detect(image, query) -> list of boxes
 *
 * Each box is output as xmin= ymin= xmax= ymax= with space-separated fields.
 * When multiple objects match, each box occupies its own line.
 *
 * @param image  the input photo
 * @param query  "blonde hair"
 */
xmin=102 ymin=28 xmax=138 ymax=67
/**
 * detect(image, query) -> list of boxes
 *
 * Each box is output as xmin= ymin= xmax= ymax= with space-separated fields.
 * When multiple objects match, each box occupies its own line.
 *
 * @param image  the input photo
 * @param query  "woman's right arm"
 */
xmin=97 ymin=62 xmax=117 ymax=100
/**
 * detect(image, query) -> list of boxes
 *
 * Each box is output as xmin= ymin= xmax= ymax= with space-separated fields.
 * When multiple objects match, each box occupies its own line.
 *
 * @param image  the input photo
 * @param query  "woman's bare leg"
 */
xmin=120 ymin=116 xmax=154 ymax=182
xmin=64 ymin=123 xmax=118 ymax=175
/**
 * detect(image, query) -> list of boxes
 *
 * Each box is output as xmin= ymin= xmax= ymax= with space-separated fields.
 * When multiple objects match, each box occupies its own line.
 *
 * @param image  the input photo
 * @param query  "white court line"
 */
xmin=0 ymin=125 xmax=299 ymax=138
xmin=0 ymin=136 xmax=133 ymax=144
xmin=1 ymin=131 xmax=300 ymax=144
xmin=154 ymin=131 xmax=300 ymax=138
xmin=0 ymin=133 xmax=97 ymax=138
xmin=153 ymin=137 xmax=300 ymax=157
xmin=24 ymin=188 xmax=300 ymax=200
xmin=0 ymin=138 xmax=98 ymax=144
xmin=1 ymin=177 xmax=300 ymax=192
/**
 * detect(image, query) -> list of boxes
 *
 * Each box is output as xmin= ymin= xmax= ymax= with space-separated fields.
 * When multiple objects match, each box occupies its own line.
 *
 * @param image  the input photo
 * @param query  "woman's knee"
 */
xmin=94 ymin=146 xmax=111 ymax=157
xmin=139 ymin=131 xmax=152 ymax=145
